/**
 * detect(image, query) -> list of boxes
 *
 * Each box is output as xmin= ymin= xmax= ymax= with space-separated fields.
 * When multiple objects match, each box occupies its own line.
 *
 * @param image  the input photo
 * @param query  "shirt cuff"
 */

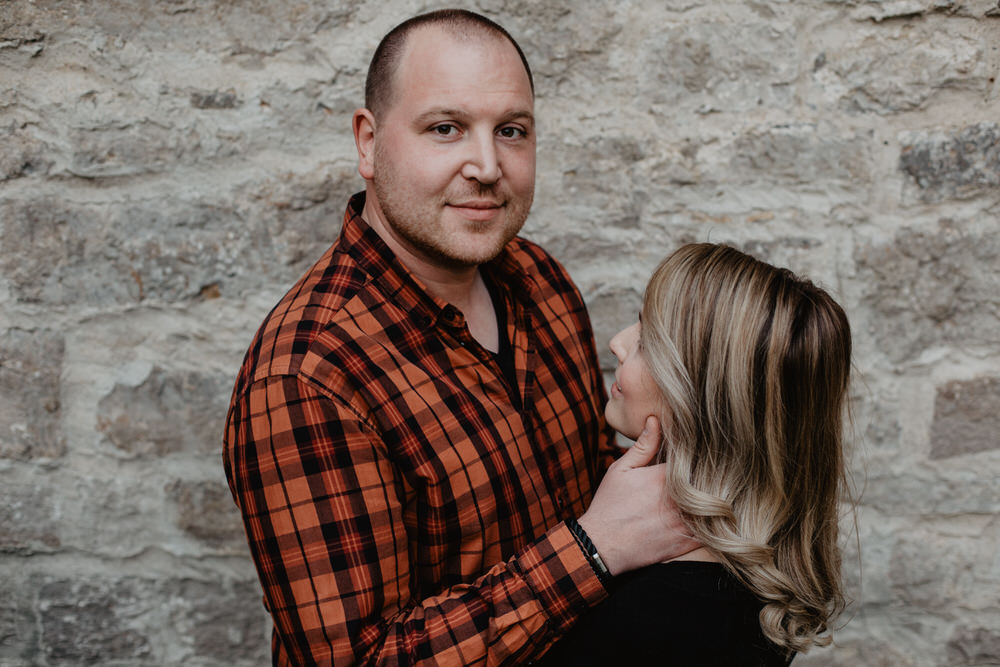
xmin=513 ymin=521 xmax=610 ymax=635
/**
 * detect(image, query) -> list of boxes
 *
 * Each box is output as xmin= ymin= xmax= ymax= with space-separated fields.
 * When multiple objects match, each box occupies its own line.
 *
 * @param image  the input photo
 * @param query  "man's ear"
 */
xmin=353 ymin=108 xmax=376 ymax=180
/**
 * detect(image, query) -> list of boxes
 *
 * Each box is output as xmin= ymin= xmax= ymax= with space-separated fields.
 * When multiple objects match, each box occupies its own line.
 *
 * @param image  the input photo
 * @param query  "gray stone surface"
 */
xmin=96 ymin=365 xmax=230 ymax=458
xmin=0 ymin=328 xmax=65 ymax=460
xmin=1 ymin=1 xmax=999 ymax=665
xmin=38 ymin=579 xmax=152 ymax=664
xmin=855 ymin=220 xmax=1000 ymax=364
xmin=900 ymin=122 xmax=1000 ymax=202
xmin=930 ymin=376 xmax=1000 ymax=459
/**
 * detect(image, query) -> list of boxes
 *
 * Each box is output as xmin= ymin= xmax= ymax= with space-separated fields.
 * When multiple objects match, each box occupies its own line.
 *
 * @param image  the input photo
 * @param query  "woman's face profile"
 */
xmin=606 ymin=321 xmax=663 ymax=440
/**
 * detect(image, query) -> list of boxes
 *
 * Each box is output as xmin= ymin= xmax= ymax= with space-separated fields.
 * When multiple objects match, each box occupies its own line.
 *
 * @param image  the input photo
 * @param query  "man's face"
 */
xmin=362 ymin=26 xmax=536 ymax=270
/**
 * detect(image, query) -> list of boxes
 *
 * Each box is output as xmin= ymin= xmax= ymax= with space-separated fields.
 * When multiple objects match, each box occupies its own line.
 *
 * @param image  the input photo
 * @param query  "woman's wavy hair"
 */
xmin=641 ymin=243 xmax=852 ymax=653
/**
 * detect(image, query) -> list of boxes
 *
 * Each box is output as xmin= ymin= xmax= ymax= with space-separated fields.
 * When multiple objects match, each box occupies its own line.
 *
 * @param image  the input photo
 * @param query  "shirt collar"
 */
xmin=341 ymin=192 xmax=535 ymax=325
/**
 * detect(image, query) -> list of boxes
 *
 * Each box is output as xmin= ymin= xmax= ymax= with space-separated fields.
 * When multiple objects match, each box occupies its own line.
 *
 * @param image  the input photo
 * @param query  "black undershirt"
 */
xmin=486 ymin=277 xmax=520 ymax=411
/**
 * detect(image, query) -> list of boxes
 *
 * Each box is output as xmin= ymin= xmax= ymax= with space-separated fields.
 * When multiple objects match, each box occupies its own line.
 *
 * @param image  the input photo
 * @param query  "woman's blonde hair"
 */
xmin=641 ymin=243 xmax=851 ymax=653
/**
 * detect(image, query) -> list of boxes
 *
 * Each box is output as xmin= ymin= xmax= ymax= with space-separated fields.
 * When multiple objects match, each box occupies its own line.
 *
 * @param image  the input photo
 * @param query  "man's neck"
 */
xmin=361 ymin=196 xmax=500 ymax=353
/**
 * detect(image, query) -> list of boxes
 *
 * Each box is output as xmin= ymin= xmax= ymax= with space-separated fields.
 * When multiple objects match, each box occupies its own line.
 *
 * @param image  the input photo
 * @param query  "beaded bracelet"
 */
xmin=565 ymin=517 xmax=613 ymax=588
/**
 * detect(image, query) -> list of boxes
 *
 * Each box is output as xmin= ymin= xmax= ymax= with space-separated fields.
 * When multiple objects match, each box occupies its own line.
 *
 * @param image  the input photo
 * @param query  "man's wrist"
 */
xmin=565 ymin=517 xmax=613 ymax=588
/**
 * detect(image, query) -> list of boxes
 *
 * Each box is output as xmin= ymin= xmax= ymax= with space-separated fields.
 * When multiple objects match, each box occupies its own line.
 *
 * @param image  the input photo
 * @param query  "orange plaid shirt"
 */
xmin=224 ymin=193 xmax=616 ymax=666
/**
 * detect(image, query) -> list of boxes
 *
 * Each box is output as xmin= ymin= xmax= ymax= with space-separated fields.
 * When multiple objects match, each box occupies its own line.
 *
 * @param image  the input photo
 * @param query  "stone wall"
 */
xmin=1 ymin=1 xmax=998 ymax=665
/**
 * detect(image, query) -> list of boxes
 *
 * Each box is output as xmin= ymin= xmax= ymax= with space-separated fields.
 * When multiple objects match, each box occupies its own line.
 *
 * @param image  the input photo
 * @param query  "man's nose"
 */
xmin=461 ymin=131 xmax=501 ymax=184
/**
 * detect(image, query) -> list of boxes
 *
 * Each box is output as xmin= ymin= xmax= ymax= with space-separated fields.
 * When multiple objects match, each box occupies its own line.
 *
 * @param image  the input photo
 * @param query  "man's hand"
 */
xmin=576 ymin=416 xmax=699 ymax=575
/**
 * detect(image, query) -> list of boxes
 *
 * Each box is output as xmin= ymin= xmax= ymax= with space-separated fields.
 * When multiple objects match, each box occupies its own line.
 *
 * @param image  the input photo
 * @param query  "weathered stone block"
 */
xmin=0 ymin=478 xmax=62 ymax=554
xmin=0 ymin=328 xmax=65 ymax=460
xmin=166 ymin=578 xmax=268 ymax=663
xmin=855 ymin=221 xmax=1000 ymax=363
xmin=0 ymin=166 xmax=354 ymax=306
xmin=165 ymin=478 xmax=246 ymax=550
xmin=727 ymin=124 xmax=873 ymax=186
xmin=900 ymin=122 xmax=1000 ymax=202
xmin=794 ymin=637 xmax=916 ymax=667
xmin=947 ymin=626 xmax=1000 ymax=665
xmin=637 ymin=21 xmax=797 ymax=114
xmin=96 ymin=365 xmax=230 ymax=458
xmin=38 ymin=579 xmax=151 ymax=664
xmin=816 ymin=22 xmax=986 ymax=115
xmin=0 ymin=593 xmax=37 ymax=664
xmin=0 ymin=124 xmax=52 ymax=181
xmin=930 ymin=376 xmax=1000 ymax=459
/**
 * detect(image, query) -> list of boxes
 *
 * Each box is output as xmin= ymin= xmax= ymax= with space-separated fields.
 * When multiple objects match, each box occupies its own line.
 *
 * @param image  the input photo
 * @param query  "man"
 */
xmin=224 ymin=9 xmax=691 ymax=665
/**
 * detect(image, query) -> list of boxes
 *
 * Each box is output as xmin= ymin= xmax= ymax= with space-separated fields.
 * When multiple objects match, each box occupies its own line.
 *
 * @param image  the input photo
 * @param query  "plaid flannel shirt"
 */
xmin=224 ymin=193 xmax=617 ymax=666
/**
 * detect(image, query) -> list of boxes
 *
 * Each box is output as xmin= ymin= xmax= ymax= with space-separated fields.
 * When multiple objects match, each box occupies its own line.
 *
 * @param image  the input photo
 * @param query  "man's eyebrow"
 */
xmin=413 ymin=108 xmax=535 ymax=126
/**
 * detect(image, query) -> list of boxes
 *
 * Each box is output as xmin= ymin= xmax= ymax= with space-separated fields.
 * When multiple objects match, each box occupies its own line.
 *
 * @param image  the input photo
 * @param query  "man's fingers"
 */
xmin=615 ymin=415 xmax=662 ymax=470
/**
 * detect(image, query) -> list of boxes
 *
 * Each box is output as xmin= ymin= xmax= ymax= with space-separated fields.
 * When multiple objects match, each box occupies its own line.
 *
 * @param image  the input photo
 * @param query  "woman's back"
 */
xmin=537 ymin=562 xmax=792 ymax=667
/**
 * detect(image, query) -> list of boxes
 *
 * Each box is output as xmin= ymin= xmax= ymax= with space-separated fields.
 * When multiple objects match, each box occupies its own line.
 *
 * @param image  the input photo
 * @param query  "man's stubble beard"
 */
xmin=371 ymin=149 xmax=532 ymax=270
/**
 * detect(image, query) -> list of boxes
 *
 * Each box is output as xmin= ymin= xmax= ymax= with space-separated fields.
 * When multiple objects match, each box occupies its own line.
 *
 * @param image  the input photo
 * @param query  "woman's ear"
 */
xmin=353 ymin=108 xmax=377 ymax=180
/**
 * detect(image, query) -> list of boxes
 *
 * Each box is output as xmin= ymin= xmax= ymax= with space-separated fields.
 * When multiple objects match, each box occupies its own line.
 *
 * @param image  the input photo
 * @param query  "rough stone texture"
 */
xmin=930 ymin=376 xmax=1000 ymax=459
xmin=0 ymin=328 xmax=65 ymax=460
xmin=855 ymin=219 xmax=1000 ymax=365
xmin=164 ymin=478 xmax=248 ymax=550
xmin=947 ymin=627 xmax=1000 ymax=666
xmin=901 ymin=122 xmax=1000 ymax=202
xmin=1 ymin=1 xmax=999 ymax=665
xmin=96 ymin=365 xmax=231 ymax=458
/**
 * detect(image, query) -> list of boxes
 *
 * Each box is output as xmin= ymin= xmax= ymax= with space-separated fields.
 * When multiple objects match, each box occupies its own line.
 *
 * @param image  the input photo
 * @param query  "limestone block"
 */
xmin=900 ymin=122 xmax=1000 ymax=203
xmin=96 ymin=365 xmax=229 ymax=458
xmin=794 ymin=637 xmax=916 ymax=667
xmin=38 ymin=579 xmax=152 ymax=664
xmin=855 ymin=221 xmax=1000 ymax=364
xmin=0 ymin=123 xmax=52 ymax=181
xmin=1 ymin=477 xmax=62 ymax=555
xmin=847 ymin=0 xmax=981 ymax=22
xmin=930 ymin=376 xmax=1000 ymax=459
xmin=636 ymin=21 xmax=797 ymax=115
xmin=888 ymin=519 xmax=1000 ymax=610
xmin=0 ymin=167 xmax=353 ymax=306
xmin=862 ymin=466 xmax=1000 ymax=516
xmin=164 ymin=478 xmax=247 ymax=550
xmin=0 ymin=592 xmax=37 ymax=665
xmin=0 ymin=328 xmax=65 ymax=460
xmin=165 ymin=578 xmax=268 ymax=664
xmin=725 ymin=124 xmax=873 ymax=188
xmin=947 ymin=626 xmax=1000 ymax=666
xmin=31 ymin=574 xmax=267 ymax=665
xmin=811 ymin=20 xmax=986 ymax=114
xmin=550 ymin=133 xmax=650 ymax=229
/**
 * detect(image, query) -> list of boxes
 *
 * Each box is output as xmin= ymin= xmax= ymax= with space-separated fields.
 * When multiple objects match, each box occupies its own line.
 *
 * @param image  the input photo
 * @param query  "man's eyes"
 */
xmin=427 ymin=124 xmax=528 ymax=139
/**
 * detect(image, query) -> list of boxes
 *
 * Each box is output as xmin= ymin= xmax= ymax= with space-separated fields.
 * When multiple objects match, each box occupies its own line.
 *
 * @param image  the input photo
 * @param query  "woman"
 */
xmin=541 ymin=243 xmax=852 ymax=665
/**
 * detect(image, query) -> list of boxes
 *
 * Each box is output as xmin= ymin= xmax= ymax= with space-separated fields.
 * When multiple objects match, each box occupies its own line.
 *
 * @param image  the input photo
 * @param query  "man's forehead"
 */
xmin=394 ymin=24 xmax=532 ymax=93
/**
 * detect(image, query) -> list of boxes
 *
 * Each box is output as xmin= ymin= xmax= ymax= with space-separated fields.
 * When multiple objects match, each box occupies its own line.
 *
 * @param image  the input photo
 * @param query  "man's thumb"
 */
xmin=618 ymin=416 xmax=661 ymax=469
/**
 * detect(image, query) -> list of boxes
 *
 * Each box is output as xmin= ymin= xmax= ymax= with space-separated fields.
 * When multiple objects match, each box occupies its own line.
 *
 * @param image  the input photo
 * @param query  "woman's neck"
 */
xmin=665 ymin=546 xmax=720 ymax=564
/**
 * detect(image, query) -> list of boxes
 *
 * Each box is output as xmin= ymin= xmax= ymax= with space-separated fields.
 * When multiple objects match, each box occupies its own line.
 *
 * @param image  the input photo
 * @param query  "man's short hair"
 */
xmin=364 ymin=8 xmax=535 ymax=121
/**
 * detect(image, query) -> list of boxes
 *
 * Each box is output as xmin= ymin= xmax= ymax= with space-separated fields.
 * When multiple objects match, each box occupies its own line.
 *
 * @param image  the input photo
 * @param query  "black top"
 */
xmin=536 ymin=561 xmax=794 ymax=666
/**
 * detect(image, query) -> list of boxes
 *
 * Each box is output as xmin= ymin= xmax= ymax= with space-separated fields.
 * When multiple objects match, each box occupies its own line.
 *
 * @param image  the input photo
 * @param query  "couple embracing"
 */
xmin=224 ymin=10 xmax=851 ymax=666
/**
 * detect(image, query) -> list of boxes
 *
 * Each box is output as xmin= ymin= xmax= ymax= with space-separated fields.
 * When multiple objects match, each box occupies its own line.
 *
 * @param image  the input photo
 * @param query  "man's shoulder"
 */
xmin=234 ymin=240 xmax=380 ymax=390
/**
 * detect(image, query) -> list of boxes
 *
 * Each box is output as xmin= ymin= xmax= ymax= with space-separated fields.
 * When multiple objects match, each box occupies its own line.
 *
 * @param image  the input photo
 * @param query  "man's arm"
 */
xmin=224 ymin=374 xmax=609 ymax=666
